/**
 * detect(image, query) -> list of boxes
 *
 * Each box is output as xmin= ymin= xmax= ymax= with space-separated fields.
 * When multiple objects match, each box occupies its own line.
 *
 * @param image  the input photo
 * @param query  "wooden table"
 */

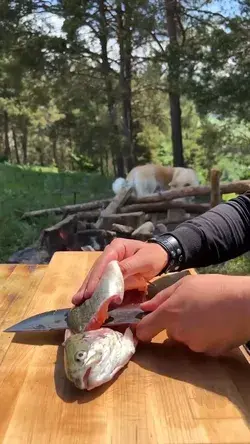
xmin=0 ymin=252 xmax=250 ymax=444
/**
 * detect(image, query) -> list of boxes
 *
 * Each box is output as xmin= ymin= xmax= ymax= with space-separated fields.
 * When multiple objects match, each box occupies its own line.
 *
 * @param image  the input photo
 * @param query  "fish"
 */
xmin=64 ymin=259 xmax=139 ymax=390
xmin=63 ymin=327 xmax=137 ymax=390
xmin=67 ymin=260 xmax=124 ymax=333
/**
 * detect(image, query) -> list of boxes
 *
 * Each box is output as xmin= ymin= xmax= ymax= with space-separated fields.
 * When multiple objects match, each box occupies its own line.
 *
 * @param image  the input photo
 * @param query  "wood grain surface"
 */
xmin=0 ymin=252 xmax=250 ymax=444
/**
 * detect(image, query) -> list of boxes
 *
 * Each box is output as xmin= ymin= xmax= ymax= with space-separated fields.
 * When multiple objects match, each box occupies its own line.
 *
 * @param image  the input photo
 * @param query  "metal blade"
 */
xmin=3 ymin=308 xmax=70 ymax=333
xmin=3 ymin=306 xmax=150 ymax=333
xmin=103 ymin=306 xmax=150 ymax=327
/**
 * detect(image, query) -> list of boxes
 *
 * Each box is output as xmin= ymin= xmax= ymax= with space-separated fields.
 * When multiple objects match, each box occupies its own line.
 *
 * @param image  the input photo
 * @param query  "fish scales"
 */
xmin=67 ymin=260 xmax=124 ymax=333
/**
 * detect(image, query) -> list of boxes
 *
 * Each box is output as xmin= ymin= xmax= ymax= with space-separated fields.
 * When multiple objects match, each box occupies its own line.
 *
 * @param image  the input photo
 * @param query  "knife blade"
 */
xmin=3 ymin=306 xmax=150 ymax=333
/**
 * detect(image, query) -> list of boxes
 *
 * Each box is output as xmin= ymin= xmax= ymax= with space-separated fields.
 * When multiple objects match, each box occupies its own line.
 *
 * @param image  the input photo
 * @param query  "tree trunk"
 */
xmin=3 ymin=110 xmax=11 ymax=159
xmin=12 ymin=127 xmax=20 ymax=164
xmin=117 ymin=1 xmax=134 ymax=173
xmin=165 ymin=0 xmax=184 ymax=167
xmin=51 ymin=126 xmax=58 ymax=167
xmin=99 ymin=0 xmax=125 ymax=177
xmin=21 ymin=116 xmax=28 ymax=164
xmin=123 ymin=0 xmax=134 ymax=171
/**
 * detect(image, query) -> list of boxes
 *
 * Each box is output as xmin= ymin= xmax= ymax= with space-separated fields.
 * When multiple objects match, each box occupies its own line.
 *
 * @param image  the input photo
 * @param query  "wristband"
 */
xmin=148 ymin=234 xmax=184 ymax=274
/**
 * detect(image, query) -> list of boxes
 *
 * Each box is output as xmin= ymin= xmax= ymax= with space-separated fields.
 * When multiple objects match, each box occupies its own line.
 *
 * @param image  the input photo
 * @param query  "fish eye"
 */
xmin=75 ymin=351 xmax=86 ymax=362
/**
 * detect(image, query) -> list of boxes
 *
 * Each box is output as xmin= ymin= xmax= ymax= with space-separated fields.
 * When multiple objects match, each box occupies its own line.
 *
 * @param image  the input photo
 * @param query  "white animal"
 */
xmin=112 ymin=163 xmax=199 ymax=199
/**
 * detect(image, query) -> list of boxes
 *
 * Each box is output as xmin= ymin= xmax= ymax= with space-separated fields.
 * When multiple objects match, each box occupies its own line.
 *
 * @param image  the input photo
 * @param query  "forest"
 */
xmin=1 ymin=0 xmax=250 ymax=181
xmin=1 ymin=0 xmax=250 ymax=266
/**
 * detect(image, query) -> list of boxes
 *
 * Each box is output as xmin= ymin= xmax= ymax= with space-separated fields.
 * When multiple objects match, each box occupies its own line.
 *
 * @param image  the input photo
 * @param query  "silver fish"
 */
xmin=67 ymin=260 xmax=124 ymax=333
xmin=63 ymin=327 xmax=137 ymax=390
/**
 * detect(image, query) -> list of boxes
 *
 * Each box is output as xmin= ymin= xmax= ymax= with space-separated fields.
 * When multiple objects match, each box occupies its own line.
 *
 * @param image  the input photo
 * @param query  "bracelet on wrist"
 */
xmin=148 ymin=234 xmax=184 ymax=274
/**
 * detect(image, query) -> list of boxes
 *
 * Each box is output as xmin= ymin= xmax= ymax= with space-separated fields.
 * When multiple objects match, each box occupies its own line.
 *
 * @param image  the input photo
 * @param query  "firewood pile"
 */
xmin=10 ymin=174 xmax=250 ymax=265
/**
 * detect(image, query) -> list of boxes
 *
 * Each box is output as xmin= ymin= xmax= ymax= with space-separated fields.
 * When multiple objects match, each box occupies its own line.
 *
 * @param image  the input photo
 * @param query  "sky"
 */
xmin=25 ymin=0 xmax=241 ymax=38
xmin=22 ymin=0 xmax=241 ymax=70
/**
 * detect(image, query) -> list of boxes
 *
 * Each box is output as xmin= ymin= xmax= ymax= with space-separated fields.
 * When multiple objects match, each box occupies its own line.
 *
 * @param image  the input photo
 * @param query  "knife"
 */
xmin=3 ymin=306 xmax=150 ymax=333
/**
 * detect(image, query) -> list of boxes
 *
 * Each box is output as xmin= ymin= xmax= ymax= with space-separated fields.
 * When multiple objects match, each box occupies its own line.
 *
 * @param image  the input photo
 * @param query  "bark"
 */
xmin=3 ymin=110 xmax=11 ymax=158
xmin=12 ymin=127 xmax=20 ymax=164
xmin=99 ymin=0 xmax=125 ymax=177
xmin=121 ymin=201 xmax=210 ymax=214
xmin=21 ymin=116 xmax=28 ymax=164
xmin=117 ymin=0 xmax=134 ymax=172
xmin=210 ymin=168 xmax=221 ymax=208
xmin=21 ymin=198 xmax=111 ymax=219
xmin=111 ymin=223 xmax=134 ymax=234
xmin=96 ymin=185 xmax=133 ymax=228
xmin=51 ymin=126 xmax=58 ymax=167
xmin=165 ymin=0 xmax=184 ymax=167
xmin=101 ymin=212 xmax=146 ymax=230
xmin=129 ymin=180 xmax=250 ymax=203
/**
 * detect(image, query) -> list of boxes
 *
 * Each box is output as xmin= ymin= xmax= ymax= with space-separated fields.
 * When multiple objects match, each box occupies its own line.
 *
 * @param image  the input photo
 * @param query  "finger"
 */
xmin=119 ymin=248 xmax=156 ymax=279
xmin=72 ymin=244 xmax=119 ymax=304
xmin=136 ymin=302 xmax=171 ymax=342
xmin=72 ymin=238 xmax=144 ymax=304
xmin=140 ymin=280 xmax=181 ymax=311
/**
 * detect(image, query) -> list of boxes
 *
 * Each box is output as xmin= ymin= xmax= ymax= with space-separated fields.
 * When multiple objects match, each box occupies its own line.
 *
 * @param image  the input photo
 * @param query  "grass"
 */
xmin=0 ymin=163 xmax=113 ymax=262
xmin=1 ymin=163 xmax=250 ymax=275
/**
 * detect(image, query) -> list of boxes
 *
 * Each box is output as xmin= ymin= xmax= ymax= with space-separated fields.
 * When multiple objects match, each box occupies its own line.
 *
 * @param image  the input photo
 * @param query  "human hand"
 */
xmin=72 ymin=238 xmax=168 ymax=305
xmin=136 ymin=274 xmax=250 ymax=356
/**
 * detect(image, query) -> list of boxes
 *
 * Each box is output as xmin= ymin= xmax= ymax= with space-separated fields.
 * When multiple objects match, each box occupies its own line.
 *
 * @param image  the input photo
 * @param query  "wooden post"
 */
xmin=210 ymin=168 xmax=221 ymax=208
xmin=95 ymin=185 xmax=133 ymax=229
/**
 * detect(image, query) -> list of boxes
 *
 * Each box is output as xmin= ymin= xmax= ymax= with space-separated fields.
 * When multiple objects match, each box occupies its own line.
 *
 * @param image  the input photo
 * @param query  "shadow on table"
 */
xmin=133 ymin=338 xmax=250 ymax=425
xmin=12 ymin=327 xmax=250 ymax=420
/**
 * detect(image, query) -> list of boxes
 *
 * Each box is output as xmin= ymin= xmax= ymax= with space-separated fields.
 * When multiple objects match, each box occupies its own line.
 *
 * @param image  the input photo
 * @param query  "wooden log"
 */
xmin=43 ymin=214 xmax=77 ymax=233
xmin=149 ymin=212 xmax=169 ymax=224
xmin=76 ymin=229 xmax=117 ymax=251
xmin=154 ymin=223 xmax=168 ymax=235
xmin=40 ymin=215 xmax=77 ymax=254
xmin=132 ymin=222 xmax=154 ymax=237
xmin=75 ymin=210 xmax=100 ymax=221
xmin=158 ymin=217 xmax=191 ymax=226
xmin=167 ymin=208 xmax=186 ymax=223
xmin=121 ymin=201 xmax=210 ymax=214
xmin=210 ymin=168 xmax=221 ymax=208
xmin=129 ymin=180 xmax=250 ymax=204
xmin=112 ymin=224 xmax=134 ymax=234
xmin=95 ymin=186 xmax=133 ymax=229
xmin=131 ymin=232 xmax=153 ymax=241
xmin=101 ymin=212 xmax=146 ymax=230
xmin=21 ymin=198 xmax=111 ymax=220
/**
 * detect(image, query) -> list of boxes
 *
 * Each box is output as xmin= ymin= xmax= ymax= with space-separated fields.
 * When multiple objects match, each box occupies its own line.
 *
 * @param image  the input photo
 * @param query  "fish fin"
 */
xmin=123 ymin=327 xmax=138 ymax=349
xmin=63 ymin=328 xmax=72 ymax=346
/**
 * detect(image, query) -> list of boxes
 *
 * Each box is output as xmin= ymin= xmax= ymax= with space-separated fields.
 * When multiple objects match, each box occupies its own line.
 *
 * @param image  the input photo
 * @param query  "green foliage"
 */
xmin=1 ymin=0 xmax=250 ymax=271
xmin=0 ymin=164 xmax=113 ymax=262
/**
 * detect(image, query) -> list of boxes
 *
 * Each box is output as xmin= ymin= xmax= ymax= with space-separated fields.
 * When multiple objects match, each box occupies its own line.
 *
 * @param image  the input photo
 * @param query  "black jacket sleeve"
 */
xmin=167 ymin=191 xmax=250 ymax=269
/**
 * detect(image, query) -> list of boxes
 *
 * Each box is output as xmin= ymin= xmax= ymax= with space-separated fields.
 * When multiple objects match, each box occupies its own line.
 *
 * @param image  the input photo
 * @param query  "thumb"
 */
xmin=136 ymin=281 xmax=182 ymax=342
xmin=136 ymin=302 xmax=170 ymax=342
xmin=119 ymin=249 xmax=155 ymax=279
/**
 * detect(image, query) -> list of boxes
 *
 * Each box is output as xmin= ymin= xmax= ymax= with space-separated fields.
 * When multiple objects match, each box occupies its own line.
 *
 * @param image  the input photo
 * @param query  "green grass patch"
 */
xmin=222 ymin=193 xmax=237 ymax=201
xmin=0 ymin=163 xmax=113 ymax=262
xmin=198 ymin=254 xmax=250 ymax=276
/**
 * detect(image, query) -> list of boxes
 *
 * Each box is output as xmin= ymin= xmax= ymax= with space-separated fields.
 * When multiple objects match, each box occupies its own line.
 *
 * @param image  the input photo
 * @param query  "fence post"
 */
xmin=210 ymin=167 xmax=221 ymax=208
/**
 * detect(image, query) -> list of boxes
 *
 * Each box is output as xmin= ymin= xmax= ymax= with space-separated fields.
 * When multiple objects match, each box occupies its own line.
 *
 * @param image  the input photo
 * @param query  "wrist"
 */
xmin=148 ymin=234 xmax=184 ymax=274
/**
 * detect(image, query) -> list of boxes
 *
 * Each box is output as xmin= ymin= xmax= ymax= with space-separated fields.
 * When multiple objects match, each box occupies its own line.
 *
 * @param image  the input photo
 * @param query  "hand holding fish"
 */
xmin=72 ymin=239 xmax=168 ymax=305
xmin=136 ymin=274 xmax=250 ymax=356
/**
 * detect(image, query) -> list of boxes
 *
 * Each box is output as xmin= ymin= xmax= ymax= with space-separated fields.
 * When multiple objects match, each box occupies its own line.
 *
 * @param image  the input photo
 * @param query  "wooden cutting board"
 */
xmin=1 ymin=252 xmax=250 ymax=444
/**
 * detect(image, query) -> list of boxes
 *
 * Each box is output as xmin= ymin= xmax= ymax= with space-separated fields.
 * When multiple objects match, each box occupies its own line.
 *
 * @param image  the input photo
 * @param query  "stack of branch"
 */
xmin=21 ymin=178 xmax=250 ymax=255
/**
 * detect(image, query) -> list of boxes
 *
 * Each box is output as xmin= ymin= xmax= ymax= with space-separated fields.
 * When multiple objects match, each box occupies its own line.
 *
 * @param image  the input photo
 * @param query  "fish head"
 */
xmin=64 ymin=332 xmax=102 ymax=390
